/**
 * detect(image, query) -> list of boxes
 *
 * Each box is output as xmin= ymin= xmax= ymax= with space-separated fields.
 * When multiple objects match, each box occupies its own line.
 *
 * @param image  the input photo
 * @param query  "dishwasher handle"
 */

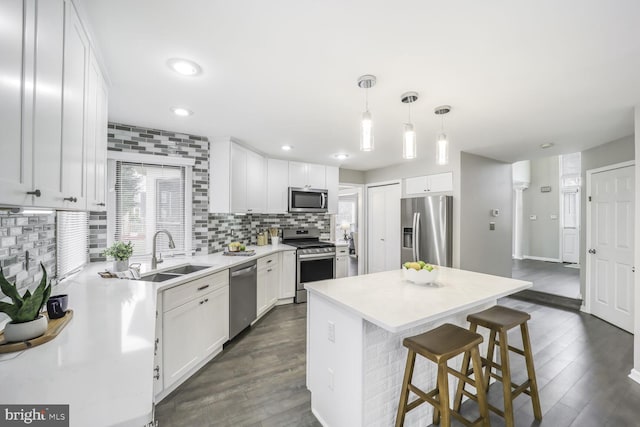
xmin=230 ymin=264 xmax=257 ymax=277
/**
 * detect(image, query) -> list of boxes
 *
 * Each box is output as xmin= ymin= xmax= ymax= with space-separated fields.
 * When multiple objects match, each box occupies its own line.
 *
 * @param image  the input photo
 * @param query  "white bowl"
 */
xmin=402 ymin=266 xmax=439 ymax=285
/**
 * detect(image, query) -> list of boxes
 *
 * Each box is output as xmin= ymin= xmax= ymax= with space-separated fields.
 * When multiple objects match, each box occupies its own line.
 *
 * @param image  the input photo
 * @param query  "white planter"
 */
xmin=3 ymin=315 xmax=48 ymax=343
xmin=113 ymin=260 xmax=129 ymax=272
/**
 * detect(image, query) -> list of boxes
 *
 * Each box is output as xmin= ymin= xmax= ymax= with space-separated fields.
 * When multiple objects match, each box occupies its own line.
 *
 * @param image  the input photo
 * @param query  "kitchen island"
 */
xmin=305 ymin=267 xmax=531 ymax=427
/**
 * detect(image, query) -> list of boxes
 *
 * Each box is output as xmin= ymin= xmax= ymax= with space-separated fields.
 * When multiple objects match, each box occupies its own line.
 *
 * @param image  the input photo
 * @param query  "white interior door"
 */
xmin=589 ymin=165 xmax=635 ymax=332
xmin=367 ymin=184 xmax=400 ymax=273
xmin=562 ymin=190 xmax=580 ymax=263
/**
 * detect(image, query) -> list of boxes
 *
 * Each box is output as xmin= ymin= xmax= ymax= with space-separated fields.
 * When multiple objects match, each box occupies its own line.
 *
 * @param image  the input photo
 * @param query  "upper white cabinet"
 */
xmin=326 ymin=166 xmax=339 ymax=214
xmin=0 ymin=0 xmax=108 ymax=210
xmin=267 ymin=159 xmax=289 ymax=213
xmin=0 ymin=0 xmax=32 ymax=206
xmin=210 ymin=138 xmax=266 ymax=213
xmin=289 ymin=162 xmax=326 ymax=189
xmin=85 ymin=52 xmax=109 ymax=211
xmin=405 ymin=172 xmax=453 ymax=195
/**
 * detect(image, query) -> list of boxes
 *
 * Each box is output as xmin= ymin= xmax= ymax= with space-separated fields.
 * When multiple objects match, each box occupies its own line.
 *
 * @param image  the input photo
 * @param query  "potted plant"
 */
xmin=0 ymin=263 xmax=51 ymax=342
xmin=103 ymin=241 xmax=134 ymax=272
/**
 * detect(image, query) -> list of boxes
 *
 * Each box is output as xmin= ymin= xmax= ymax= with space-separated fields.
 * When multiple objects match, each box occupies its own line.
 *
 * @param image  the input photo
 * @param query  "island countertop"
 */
xmin=305 ymin=267 xmax=532 ymax=333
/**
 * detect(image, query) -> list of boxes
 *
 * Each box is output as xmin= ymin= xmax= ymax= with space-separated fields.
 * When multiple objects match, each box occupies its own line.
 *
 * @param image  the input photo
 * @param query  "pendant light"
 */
xmin=401 ymin=92 xmax=418 ymax=159
xmin=434 ymin=105 xmax=451 ymax=165
xmin=357 ymin=75 xmax=376 ymax=152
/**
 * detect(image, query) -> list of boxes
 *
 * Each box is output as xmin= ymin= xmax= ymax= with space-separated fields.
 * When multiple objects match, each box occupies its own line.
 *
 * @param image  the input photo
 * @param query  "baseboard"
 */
xmin=311 ymin=405 xmax=330 ymax=427
xmin=629 ymin=369 xmax=640 ymax=385
xmin=523 ymin=255 xmax=562 ymax=263
xmin=512 ymin=255 xmax=524 ymax=260
xmin=580 ymin=304 xmax=589 ymax=313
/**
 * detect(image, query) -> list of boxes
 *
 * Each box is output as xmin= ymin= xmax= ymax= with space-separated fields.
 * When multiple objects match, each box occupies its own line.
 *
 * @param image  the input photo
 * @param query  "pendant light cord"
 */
xmin=365 ymin=87 xmax=369 ymax=112
xmin=408 ymin=101 xmax=412 ymax=124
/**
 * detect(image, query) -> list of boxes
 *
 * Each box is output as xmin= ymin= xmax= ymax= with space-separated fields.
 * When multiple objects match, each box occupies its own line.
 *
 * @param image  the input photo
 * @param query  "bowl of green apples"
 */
xmin=402 ymin=261 xmax=439 ymax=285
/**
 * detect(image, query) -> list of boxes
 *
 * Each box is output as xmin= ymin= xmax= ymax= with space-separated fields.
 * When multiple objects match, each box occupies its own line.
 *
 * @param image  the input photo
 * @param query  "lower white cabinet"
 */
xmin=161 ymin=271 xmax=229 ymax=391
xmin=279 ymin=250 xmax=296 ymax=299
xmin=257 ymin=253 xmax=280 ymax=318
xmin=335 ymin=245 xmax=348 ymax=278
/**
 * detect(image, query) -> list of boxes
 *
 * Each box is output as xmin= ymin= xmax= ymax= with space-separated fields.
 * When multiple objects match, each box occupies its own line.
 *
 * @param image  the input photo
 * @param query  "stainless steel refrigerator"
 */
xmin=401 ymin=195 xmax=453 ymax=267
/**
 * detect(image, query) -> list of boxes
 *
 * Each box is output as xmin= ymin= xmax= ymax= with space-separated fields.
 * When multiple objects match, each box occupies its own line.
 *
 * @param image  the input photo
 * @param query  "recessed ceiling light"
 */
xmin=171 ymin=107 xmax=193 ymax=117
xmin=167 ymin=58 xmax=202 ymax=76
xmin=334 ymin=153 xmax=349 ymax=160
xmin=540 ymin=143 xmax=554 ymax=149
xmin=281 ymin=145 xmax=292 ymax=151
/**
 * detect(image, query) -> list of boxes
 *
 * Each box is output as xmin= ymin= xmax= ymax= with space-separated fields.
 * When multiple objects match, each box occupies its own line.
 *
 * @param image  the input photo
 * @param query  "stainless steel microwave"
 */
xmin=288 ymin=187 xmax=328 ymax=213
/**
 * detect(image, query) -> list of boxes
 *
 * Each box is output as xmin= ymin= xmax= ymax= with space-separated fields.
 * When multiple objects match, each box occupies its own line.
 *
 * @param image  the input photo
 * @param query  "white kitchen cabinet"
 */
xmin=326 ymin=166 xmax=339 ymax=214
xmin=257 ymin=253 xmax=280 ymax=318
xmin=59 ymin=1 xmax=89 ymax=209
xmin=279 ymin=250 xmax=296 ymax=299
xmin=210 ymin=138 xmax=266 ymax=213
xmin=85 ymin=51 xmax=108 ymax=211
xmin=0 ymin=0 xmax=33 ymax=206
xmin=289 ymin=161 xmax=326 ymax=189
xmin=162 ymin=271 xmax=230 ymax=390
xmin=31 ymin=0 xmax=65 ymax=208
xmin=153 ymin=297 xmax=164 ymax=398
xmin=267 ymin=158 xmax=289 ymax=213
xmin=335 ymin=245 xmax=348 ymax=278
xmin=405 ymin=172 xmax=453 ymax=195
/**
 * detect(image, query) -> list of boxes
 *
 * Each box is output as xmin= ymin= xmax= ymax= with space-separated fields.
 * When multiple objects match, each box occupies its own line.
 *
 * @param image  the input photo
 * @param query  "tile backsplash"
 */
xmin=0 ymin=212 xmax=56 ymax=295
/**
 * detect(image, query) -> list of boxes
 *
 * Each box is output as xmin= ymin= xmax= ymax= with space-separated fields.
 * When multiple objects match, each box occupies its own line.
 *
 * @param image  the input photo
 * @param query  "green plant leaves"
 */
xmin=0 ymin=301 xmax=19 ymax=320
xmin=0 ymin=267 xmax=23 ymax=307
xmin=0 ymin=263 xmax=50 ymax=323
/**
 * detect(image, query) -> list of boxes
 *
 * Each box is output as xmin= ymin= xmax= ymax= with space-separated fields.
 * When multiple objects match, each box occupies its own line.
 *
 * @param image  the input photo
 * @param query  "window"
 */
xmin=57 ymin=211 xmax=88 ymax=279
xmin=336 ymin=195 xmax=357 ymax=239
xmin=107 ymin=158 xmax=192 ymax=258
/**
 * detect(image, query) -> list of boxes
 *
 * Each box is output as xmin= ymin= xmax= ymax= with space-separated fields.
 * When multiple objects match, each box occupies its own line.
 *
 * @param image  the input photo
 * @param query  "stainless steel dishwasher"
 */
xmin=229 ymin=261 xmax=257 ymax=340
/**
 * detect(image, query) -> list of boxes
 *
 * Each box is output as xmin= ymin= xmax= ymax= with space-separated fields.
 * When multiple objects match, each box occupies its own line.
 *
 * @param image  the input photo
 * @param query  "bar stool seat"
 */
xmin=454 ymin=306 xmax=542 ymax=427
xmin=395 ymin=323 xmax=490 ymax=427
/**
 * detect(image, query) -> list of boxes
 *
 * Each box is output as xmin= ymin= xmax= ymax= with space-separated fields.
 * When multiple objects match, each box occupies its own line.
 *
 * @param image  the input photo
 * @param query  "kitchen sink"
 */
xmin=139 ymin=273 xmax=181 ymax=283
xmin=163 ymin=265 xmax=211 ymax=275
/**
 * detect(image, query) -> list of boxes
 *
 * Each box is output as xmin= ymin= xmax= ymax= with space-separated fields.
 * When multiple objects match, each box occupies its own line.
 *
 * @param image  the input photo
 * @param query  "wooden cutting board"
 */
xmin=0 ymin=310 xmax=74 ymax=353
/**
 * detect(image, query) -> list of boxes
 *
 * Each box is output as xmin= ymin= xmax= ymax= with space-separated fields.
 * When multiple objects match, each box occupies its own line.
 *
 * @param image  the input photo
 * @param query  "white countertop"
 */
xmin=305 ymin=267 xmax=531 ymax=332
xmin=0 ymin=244 xmax=295 ymax=427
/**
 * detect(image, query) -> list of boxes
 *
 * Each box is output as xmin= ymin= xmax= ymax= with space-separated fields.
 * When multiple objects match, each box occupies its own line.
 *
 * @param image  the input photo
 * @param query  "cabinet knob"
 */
xmin=26 ymin=189 xmax=41 ymax=197
xmin=63 ymin=196 xmax=78 ymax=203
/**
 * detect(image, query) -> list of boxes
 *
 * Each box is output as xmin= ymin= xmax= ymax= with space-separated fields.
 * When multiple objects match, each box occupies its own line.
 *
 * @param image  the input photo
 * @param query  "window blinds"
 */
xmin=113 ymin=162 xmax=186 ymax=257
xmin=57 ymin=211 xmax=88 ymax=279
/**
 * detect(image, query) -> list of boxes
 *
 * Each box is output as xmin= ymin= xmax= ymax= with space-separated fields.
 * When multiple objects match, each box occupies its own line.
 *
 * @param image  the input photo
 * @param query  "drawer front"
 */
xmin=336 ymin=247 xmax=348 ymax=255
xmin=258 ymin=253 xmax=279 ymax=270
xmin=164 ymin=270 xmax=229 ymax=312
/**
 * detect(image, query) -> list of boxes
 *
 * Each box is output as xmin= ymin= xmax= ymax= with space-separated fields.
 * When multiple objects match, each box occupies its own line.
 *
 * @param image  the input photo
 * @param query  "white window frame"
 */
xmin=106 ymin=152 xmax=194 ymax=257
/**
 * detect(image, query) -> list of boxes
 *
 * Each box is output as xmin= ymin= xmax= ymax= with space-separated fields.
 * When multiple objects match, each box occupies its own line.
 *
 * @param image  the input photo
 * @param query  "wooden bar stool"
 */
xmin=454 ymin=306 xmax=542 ymax=427
xmin=395 ymin=323 xmax=490 ymax=427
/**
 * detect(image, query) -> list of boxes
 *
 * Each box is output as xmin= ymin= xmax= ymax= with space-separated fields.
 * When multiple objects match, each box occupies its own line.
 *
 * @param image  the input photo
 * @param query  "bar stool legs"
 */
xmin=454 ymin=306 xmax=542 ymax=427
xmin=395 ymin=323 xmax=490 ymax=427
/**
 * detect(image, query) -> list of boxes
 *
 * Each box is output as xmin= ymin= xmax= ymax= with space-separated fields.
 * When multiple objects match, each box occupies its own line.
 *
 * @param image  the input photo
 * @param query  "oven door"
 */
xmin=296 ymin=253 xmax=335 ymax=303
xmin=289 ymin=187 xmax=328 ymax=213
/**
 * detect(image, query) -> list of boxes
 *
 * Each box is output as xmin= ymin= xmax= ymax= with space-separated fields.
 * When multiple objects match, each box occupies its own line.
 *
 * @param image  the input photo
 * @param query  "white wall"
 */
xmin=339 ymin=168 xmax=366 ymax=184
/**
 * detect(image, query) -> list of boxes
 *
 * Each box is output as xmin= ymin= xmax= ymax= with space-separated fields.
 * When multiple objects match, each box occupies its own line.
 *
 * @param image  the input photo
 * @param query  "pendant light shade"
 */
xmin=403 ymin=123 xmax=417 ymax=159
xmin=401 ymin=92 xmax=419 ymax=160
xmin=434 ymin=105 xmax=451 ymax=166
xmin=358 ymin=75 xmax=376 ymax=152
xmin=360 ymin=110 xmax=373 ymax=151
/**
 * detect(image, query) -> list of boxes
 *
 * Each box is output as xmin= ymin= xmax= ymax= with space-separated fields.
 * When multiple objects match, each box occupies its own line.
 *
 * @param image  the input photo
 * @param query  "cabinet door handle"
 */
xmin=96 ymin=202 xmax=106 ymax=207
xmin=267 ymin=268 xmax=272 ymax=272
xmin=199 ymin=300 xmax=205 ymax=305
xmin=153 ymin=365 xmax=160 ymax=380
xmin=267 ymin=259 xmax=272 ymax=263
xmin=63 ymin=197 xmax=78 ymax=203
xmin=197 ymin=285 xmax=210 ymax=291
xmin=204 ymin=298 xmax=209 ymax=303
xmin=27 ymin=189 xmax=41 ymax=197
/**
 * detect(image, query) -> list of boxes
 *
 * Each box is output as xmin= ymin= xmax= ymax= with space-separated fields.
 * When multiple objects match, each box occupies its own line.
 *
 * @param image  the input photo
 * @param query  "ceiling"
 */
xmin=79 ymin=0 xmax=640 ymax=171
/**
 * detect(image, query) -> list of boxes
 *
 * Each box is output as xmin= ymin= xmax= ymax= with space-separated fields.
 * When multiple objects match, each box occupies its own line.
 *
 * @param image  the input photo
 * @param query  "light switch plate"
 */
xmin=327 ymin=321 xmax=335 ymax=342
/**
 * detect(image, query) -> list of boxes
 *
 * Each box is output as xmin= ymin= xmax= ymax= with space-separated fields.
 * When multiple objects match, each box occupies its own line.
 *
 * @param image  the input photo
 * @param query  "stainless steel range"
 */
xmin=282 ymin=228 xmax=335 ymax=303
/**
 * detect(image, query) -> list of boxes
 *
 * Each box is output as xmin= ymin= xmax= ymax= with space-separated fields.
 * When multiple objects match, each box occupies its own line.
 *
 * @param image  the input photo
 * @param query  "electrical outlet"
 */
xmin=328 ymin=368 xmax=334 ymax=390
xmin=327 ymin=321 xmax=335 ymax=342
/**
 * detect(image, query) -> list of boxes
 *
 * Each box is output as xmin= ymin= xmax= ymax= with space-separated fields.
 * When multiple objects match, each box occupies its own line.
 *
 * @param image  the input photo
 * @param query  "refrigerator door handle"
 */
xmin=415 ymin=212 xmax=421 ymax=261
xmin=412 ymin=213 xmax=418 ymax=261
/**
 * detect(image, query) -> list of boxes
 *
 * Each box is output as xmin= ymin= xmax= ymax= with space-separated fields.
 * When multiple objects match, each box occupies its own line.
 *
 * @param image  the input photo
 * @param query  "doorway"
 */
xmin=367 ymin=182 xmax=401 ymax=274
xmin=336 ymin=184 xmax=364 ymax=276
xmin=511 ymin=154 xmax=582 ymax=303
xmin=585 ymin=161 xmax=635 ymax=332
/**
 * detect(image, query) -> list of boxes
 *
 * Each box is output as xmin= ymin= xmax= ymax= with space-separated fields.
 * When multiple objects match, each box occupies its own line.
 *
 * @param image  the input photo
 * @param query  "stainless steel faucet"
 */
xmin=151 ymin=230 xmax=176 ymax=269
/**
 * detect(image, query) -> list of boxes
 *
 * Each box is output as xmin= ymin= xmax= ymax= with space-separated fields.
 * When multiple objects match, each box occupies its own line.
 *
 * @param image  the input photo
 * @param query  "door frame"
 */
xmin=365 ymin=180 xmax=401 ymax=274
xmin=583 ymin=160 xmax=635 ymax=314
xmin=338 ymin=182 xmax=366 ymax=275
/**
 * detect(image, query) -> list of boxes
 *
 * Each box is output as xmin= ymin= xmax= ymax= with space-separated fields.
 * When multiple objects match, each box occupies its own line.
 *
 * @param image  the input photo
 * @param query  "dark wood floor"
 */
xmin=512 ymin=259 xmax=580 ymax=300
xmin=156 ymin=298 xmax=640 ymax=427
